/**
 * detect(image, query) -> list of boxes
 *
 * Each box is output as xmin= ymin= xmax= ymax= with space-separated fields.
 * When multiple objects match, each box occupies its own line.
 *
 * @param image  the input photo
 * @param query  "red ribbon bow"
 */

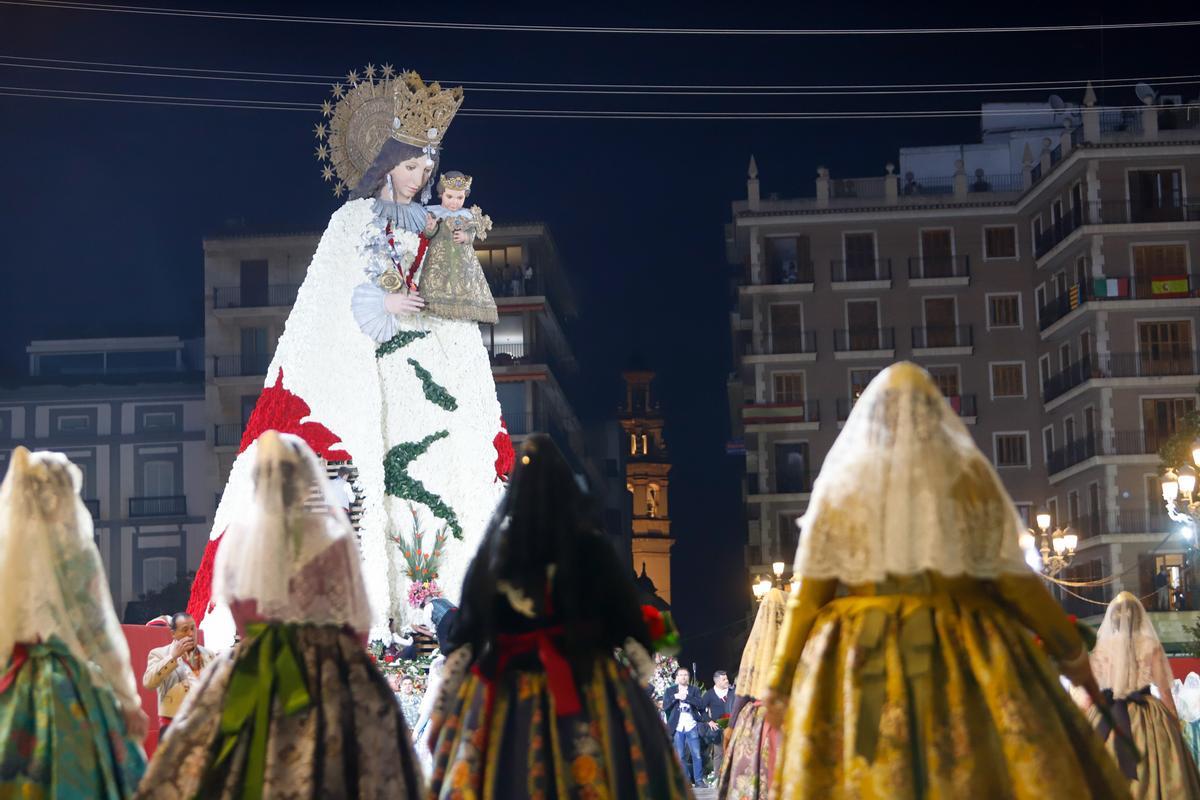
xmin=0 ymin=644 xmax=30 ymax=695
xmin=495 ymin=625 xmax=581 ymax=716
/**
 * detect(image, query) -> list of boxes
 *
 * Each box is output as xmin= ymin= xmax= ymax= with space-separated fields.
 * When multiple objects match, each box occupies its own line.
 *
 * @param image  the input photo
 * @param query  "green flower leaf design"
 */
xmin=383 ymin=431 xmax=462 ymax=539
xmin=407 ymin=358 xmax=458 ymax=411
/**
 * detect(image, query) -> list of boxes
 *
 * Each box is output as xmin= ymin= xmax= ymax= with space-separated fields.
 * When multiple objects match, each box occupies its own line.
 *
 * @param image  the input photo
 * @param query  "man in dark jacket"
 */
xmin=702 ymin=670 xmax=733 ymax=778
xmin=662 ymin=666 xmax=708 ymax=788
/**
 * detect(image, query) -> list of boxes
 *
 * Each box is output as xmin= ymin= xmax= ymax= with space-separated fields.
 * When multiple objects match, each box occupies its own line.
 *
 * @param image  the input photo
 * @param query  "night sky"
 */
xmin=2 ymin=0 xmax=1198 ymax=673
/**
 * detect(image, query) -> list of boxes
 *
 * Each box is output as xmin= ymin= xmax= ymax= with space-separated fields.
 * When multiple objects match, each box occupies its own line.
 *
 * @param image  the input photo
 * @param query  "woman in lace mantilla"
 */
xmin=137 ymin=432 xmax=423 ymax=800
xmin=763 ymin=362 xmax=1130 ymax=800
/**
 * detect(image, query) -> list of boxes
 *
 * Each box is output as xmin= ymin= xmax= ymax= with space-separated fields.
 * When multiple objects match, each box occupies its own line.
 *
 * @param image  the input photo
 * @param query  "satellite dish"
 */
xmin=1049 ymin=94 xmax=1065 ymax=111
xmin=1135 ymin=82 xmax=1157 ymax=105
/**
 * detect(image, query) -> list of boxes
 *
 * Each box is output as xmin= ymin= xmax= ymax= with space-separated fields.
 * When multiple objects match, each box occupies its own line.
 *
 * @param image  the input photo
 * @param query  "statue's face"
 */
xmin=441 ymin=187 xmax=466 ymax=211
xmin=389 ymin=156 xmax=434 ymax=201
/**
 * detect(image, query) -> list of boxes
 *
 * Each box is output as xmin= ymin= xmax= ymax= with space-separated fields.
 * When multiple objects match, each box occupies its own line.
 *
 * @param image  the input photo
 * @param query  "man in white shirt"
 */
xmin=661 ymin=666 xmax=708 ymax=788
xmin=142 ymin=612 xmax=214 ymax=735
xmin=329 ymin=467 xmax=355 ymax=516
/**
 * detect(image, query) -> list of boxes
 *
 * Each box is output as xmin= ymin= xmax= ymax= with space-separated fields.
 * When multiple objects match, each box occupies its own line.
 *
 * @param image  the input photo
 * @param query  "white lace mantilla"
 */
xmin=794 ymin=364 xmax=1030 ymax=584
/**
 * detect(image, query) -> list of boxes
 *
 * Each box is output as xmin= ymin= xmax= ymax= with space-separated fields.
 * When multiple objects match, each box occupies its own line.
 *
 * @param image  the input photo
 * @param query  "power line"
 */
xmin=3 ymin=84 xmax=1189 ymax=120
xmin=3 ymin=55 xmax=1199 ymax=97
xmin=4 ymin=57 xmax=1200 ymax=97
xmin=5 ymin=1 xmax=1200 ymax=36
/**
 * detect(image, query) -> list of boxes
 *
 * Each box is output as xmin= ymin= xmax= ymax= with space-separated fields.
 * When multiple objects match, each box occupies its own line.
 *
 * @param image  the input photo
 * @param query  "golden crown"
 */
xmin=315 ymin=65 xmax=464 ymax=197
xmin=438 ymin=173 xmax=472 ymax=193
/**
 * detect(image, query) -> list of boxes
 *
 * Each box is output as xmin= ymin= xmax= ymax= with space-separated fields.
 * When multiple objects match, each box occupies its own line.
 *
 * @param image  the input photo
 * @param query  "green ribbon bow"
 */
xmin=206 ymin=624 xmax=311 ymax=800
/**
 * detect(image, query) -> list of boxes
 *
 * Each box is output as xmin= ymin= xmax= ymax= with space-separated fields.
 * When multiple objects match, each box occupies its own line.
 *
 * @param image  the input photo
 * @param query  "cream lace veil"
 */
xmin=0 ymin=447 xmax=141 ymax=712
xmin=736 ymin=587 xmax=787 ymax=700
xmin=794 ymin=362 xmax=1029 ymax=583
xmin=213 ymin=431 xmax=372 ymax=633
xmin=1093 ymin=591 xmax=1174 ymax=706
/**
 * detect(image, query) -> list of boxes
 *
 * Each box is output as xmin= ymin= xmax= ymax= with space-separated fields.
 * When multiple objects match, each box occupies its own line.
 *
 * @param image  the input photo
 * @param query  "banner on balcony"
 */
xmin=1151 ymin=274 xmax=1190 ymax=299
xmin=1090 ymin=277 xmax=1129 ymax=298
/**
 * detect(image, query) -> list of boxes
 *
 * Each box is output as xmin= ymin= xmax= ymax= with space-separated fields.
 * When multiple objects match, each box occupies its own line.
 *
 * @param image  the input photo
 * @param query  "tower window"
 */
xmin=641 ymin=434 xmax=648 ymax=455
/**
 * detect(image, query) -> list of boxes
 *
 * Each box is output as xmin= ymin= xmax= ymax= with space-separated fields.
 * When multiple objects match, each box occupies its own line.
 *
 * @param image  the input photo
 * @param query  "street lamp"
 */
xmin=752 ymin=576 xmax=770 ymax=601
xmin=1021 ymin=510 xmax=1078 ymax=577
xmin=1162 ymin=442 xmax=1200 ymax=535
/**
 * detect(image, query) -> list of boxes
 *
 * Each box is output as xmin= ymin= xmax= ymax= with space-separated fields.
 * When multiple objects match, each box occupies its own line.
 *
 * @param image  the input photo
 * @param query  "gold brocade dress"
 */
xmin=767 ymin=571 xmax=1132 ymax=800
xmin=418 ymin=210 xmax=498 ymax=324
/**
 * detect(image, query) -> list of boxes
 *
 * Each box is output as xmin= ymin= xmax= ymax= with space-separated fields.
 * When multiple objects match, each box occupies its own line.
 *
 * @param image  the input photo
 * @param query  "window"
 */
xmin=843 ymin=232 xmax=877 ymax=281
xmin=984 ymin=226 xmax=1017 ymax=259
xmin=142 ymin=460 xmax=176 ymax=497
xmin=240 ymin=394 xmax=259 ymax=427
xmin=919 ymin=229 xmax=954 ymax=277
xmin=1138 ymin=320 xmax=1194 ymax=374
xmin=922 ymin=297 xmax=957 ymax=347
xmin=1064 ymin=416 xmax=1076 ymax=444
xmin=927 ymin=366 xmax=960 ymax=397
xmin=1059 ymin=343 xmax=1072 ymax=370
xmin=1046 ymin=497 xmax=1059 ymax=528
xmin=995 ymin=433 xmax=1029 ymax=468
xmin=1080 ymin=330 xmax=1094 ymax=362
xmin=1132 ymin=244 xmax=1188 ymax=298
xmin=1142 ymin=397 xmax=1197 ymax=452
xmin=1128 ymin=168 xmax=1183 ymax=223
xmin=769 ymin=304 xmax=805 ymax=353
xmin=142 ymin=411 xmax=178 ymax=431
xmin=142 ymin=556 xmax=178 ymax=595
xmin=846 ymin=300 xmax=881 ymax=350
xmin=56 ymin=415 xmax=90 ymax=433
xmin=991 ymin=363 xmax=1026 ymax=398
xmin=1039 ymin=355 xmax=1052 ymax=393
xmin=240 ymin=259 xmax=269 ymax=307
xmin=1034 ymin=285 xmax=1047 ymax=324
xmin=772 ymin=372 xmax=806 ymax=405
xmin=1042 ymin=427 xmax=1055 ymax=464
xmin=774 ymin=442 xmax=811 ymax=493
xmin=1088 ymin=483 xmax=1101 ymax=532
xmin=1014 ymin=503 xmax=1033 ymax=528
xmin=765 ymin=236 xmax=811 ymax=284
xmin=850 ymin=369 xmax=880 ymax=400
xmin=778 ymin=513 xmax=801 ymax=559
xmin=1067 ymin=491 xmax=1080 ymax=524
xmin=988 ymin=294 xmax=1021 ymax=328
xmin=1084 ymin=406 xmax=1096 ymax=440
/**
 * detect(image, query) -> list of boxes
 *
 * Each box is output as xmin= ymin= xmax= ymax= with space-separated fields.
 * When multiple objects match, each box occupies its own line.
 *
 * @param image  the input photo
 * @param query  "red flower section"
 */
xmin=239 ymin=369 xmax=350 ymax=461
xmin=186 ymin=532 xmax=223 ymax=625
xmin=642 ymin=606 xmax=666 ymax=641
xmin=493 ymin=417 xmax=515 ymax=482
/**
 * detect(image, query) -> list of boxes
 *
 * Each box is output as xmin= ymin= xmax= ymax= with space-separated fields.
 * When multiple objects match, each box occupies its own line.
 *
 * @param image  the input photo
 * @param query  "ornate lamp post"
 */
xmin=1019 ymin=511 xmax=1078 ymax=577
xmin=753 ymin=561 xmax=789 ymax=601
xmin=1161 ymin=444 xmax=1200 ymax=537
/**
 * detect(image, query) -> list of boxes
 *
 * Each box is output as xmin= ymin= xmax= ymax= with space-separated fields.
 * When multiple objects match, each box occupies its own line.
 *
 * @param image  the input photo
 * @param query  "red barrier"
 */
xmin=1170 ymin=657 xmax=1200 ymax=681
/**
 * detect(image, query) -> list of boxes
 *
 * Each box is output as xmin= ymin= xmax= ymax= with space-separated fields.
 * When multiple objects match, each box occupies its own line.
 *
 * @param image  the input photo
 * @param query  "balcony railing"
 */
xmin=1034 ymin=203 xmax=1086 ymax=258
xmin=213 ymin=352 xmax=271 ymax=378
xmin=82 ymin=498 xmax=100 ymax=518
xmin=1047 ymin=430 xmax=1159 ymax=474
xmin=1099 ymin=109 xmax=1143 ymax=134
xmin=1043 ymin=352 xmax=1198 ymax=402
xmin=912 ymin=325 xmax=973 ymax=349
xmin=486 ymin=270 xmax=546 ymax=299
xmin=129 ymin=495 xmax=188 ymax=517
xmin=751 ymin=329 xmax=817 ymax=356
xmin=833 ymin=327 xmax=895 ymax=352
xmin=831 ymin=258 xmax=892 ymax=283
xmin=214 ymin=424 xmax=244 ymax=447
xmin=969 ymin=173 xmax=1022 ymax=193
xmin=1039 ymin=274 xmax=1200 ymax=329
xmin=213 ymin=284 xmax=299 ymax=309
xmin=773 ymin=471 xmax=814 ymax=494
xmin=901 ymin=175 xmax=954 ymax=196
xmin=831 ymin=177 xmax=887 ymax=199
xmin=908 ymin=254 xmax=970 ymax=280
xmin=742 ymin=400 xmax=820 ymax=425
xmin=764 ymin=259 xmax=815 ymax=285
xmin=1070 ymin=510 xmax=1174 ymax=539
xmin=1097 ymin=198 xmax=1200 ymax=225
xmin=486 ymin=342 xmax=538 ymax=365
xmin=1050 ymin=143 xmax=1063 ymax=166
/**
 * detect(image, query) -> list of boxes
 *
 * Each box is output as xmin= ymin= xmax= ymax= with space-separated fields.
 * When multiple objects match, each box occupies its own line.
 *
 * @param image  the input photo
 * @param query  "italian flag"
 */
xmin=1090 ymin=278 xmax=1129 ymax=298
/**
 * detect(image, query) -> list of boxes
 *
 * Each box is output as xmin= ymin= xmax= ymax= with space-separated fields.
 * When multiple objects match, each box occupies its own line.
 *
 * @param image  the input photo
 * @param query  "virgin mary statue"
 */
xmin=188 ymin=67 xmax=512 ymax=647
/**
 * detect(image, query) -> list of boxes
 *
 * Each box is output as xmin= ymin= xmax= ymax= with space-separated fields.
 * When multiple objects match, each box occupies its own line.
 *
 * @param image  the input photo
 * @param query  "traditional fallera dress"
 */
xmin=188 ymin=69 xmax=511 ymax=650
xmin=717 ymin=586 xmax=786 ymax=800
xmin=766 ymin=362 xmax=1131 ymax=800
xmin=0 ymin=448 xmax=146 ymax=799
xmin=136 ymin=432 xmax=423 ymax=799
xmin=1081 ymin=592 xmax=1200 ymax=799
xmin=427 ymin=436 xmax=692 ymax=799
xmin=1175 ymin=674 xmax=1200 ymax=768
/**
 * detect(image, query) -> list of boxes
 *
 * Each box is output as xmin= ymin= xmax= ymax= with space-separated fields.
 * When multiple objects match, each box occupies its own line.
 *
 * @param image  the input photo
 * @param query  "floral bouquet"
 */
xmin=649 ymin=653 xmax=681 ymax=699
xmin=390 ymin=503 xmax=449 ymax=608
xmin=641 ymin=605 xmax=681 ymax=656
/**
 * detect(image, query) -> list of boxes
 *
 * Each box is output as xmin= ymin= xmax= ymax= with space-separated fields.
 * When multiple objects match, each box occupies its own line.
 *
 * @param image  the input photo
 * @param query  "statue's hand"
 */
xmin=452 ymin=230 xmax=469 ymax=244
xmin=384 ymin=292 xmax=425 ymax=315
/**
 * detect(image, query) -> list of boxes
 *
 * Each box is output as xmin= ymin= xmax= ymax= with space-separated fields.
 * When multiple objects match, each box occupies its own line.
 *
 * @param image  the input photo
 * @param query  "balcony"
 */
xmin=213 ymin=284 xmax=299 ymax=309
xmin=908 ymin=255 xmax=970 ymax=283
xmin=1047 ymin=430 xmax=1160 ymax=475
xmin=1039 ymin=274 xmax=1200 ymax=330
xmin=215 ymin=423 xmax=244 ymax=448
xmin=1043 ymin=352 xmax=1199 ymax=403
xmin=742 ymin=400 xmax=820 ymax=426
xmin=833 ymin=327 xmax=895 ymax=353
xmin=831 ymin=258 xmax=892 ymax=285
xmin=749 ymin=329 xmax=817 ymax=357
xmin=1035 ymin=200 xmax=1200 ymax=260
xmin=1034 ymin=203 xmax=1086 ymax=258
xmin=912 ymin=325 xmax=973 ymax=351
xmin=129 ymin=495 xmax=188 ymax=517
xmin=831 ymin=176 xmax=887 ymax=200
xmin=1070 ymin=509 xmax=1173 ymax=538
xmin=901 ymin=175 xmax=954 ymax=196
xmin=213 ymin=352 xmax=271 ymax=378
xmin=764 ymin=259 xmax=815 ymax=286
xmin=486 ymin=270 xmax=547 ymax=299
xmin=487 ymin=342 xmax=541 ymax=366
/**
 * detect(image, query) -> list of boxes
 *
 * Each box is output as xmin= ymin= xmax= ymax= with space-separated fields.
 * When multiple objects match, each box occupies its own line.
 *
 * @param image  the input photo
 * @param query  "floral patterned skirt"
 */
xmin=0 ymin=639 xmax=145 ymax=799
xmin=775 ymin=591 xmax=1131 ymax=800
xmin=428 ymin=656 xmax=693 ymax=799
xmin=135 ymin=625 xmax=423 ymax=799
xmin=716 ymin=701 xmax=778 ymax=800
xmin=1087 ymin=692 xmax=1200 ymax=799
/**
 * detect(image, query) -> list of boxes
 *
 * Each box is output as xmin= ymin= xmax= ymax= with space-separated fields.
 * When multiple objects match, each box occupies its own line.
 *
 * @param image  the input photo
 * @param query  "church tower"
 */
xmin=619 ymin=369 xmax=674 ymax=604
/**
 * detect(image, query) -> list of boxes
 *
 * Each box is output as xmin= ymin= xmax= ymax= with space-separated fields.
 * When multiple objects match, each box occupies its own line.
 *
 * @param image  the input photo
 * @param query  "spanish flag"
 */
xmin=1151 ymin=275 xmax=1190 ymax=299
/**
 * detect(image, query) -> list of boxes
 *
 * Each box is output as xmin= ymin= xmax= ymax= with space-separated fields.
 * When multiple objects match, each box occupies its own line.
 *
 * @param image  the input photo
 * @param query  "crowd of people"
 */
xmin=2 ymin=365 xmax=1200 ymax=798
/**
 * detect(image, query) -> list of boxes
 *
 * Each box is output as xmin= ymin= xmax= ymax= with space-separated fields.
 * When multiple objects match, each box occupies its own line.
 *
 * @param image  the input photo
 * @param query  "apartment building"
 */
xmin=0 ymin=337 xmax=209 ymax=615
xmin=728 ymin=87 xmax=1200 ymax=616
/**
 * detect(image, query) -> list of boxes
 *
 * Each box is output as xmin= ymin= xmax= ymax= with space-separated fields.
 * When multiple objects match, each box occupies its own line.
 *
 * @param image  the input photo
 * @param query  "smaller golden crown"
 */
xmin=438 ymin=173 xmax=472 ymax=193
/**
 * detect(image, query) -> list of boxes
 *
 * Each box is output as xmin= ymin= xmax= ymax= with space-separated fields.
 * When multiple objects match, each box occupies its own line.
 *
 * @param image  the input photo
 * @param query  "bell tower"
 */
xmin=619 ymin=369 xmax=674 ymax=604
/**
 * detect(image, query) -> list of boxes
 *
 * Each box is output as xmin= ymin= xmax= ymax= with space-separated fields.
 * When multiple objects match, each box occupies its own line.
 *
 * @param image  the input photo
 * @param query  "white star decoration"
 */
xmin=321 ymin=100 xmax=333 ymax=117
xmin=381 ymin=63 xmax=395 ymax=79
xmin=313 ymin=122 xmax=327 ymax=140
xmin=364 ymin=63 xmax=376 ymax=80
xmin=321 ymin=165 xmax=335 ymax=182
